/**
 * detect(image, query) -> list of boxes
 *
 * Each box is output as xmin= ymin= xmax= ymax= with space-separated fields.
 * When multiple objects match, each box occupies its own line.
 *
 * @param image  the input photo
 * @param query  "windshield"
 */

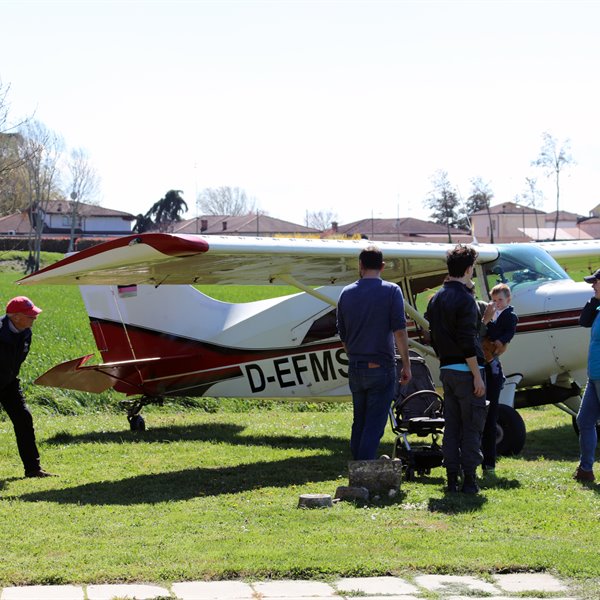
xmin=483 ymin=244 xmax=570 ymax=292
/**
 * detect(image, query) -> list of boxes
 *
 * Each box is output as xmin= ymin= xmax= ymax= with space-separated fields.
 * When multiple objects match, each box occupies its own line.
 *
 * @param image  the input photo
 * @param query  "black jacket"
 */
xmin=486 ymin=305 xmax=518 ymax=344
xmin=425 ymin=280 xmax=485 ymax=368
xmin=579 ymin=296 xmax=600 ymax=328
xmin=0 ymin=315 xmax=32 ymax=391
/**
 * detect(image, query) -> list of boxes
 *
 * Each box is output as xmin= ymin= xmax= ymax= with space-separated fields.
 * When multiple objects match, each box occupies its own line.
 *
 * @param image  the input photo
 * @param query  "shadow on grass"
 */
xmin=16 ymin=453 xmax=349 ymax=505
xmin=479 ymin=475 xmax=521 ymax=490
xmin=428 ymin=493 xmax=487 ymax=513
xmin=44 ymin=422 xmax=347 ymax=453
xmin=518 ymin=423 xmax=579 ymax=461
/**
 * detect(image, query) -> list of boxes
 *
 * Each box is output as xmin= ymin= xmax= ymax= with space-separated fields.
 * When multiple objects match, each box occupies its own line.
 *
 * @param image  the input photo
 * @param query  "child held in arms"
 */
xmin=481 ymin=283 xmax=517 ymax=363
xmin=480 ymin=282 xmax=518 ymax=474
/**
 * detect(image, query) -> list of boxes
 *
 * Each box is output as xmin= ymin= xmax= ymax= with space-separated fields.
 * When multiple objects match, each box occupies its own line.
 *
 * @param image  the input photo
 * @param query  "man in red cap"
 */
xmin=0 ymin=296 xmax=55 ymax=477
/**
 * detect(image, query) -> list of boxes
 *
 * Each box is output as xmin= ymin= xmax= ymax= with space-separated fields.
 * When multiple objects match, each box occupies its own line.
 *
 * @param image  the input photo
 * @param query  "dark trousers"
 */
xmin=348 ymin=363 xmax=397 ymax=460
xmin=440 ymin=369 xmax=487 ymax=473
xmin=482 ymin=360 xmax=504 ymax=469
xmin=0 ymin=379 xmax=41 ymax=474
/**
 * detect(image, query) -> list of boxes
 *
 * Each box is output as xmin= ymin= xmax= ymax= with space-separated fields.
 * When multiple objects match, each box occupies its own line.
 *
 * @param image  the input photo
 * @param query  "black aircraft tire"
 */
xmin=496 ymin=404 xmax=526 ymax=456
xmin=129 ymin=415 xmax=146 ymax=432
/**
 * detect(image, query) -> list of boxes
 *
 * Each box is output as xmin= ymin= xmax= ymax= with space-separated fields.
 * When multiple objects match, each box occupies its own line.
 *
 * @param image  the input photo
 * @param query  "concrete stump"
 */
xmin=348 ymin=459 xmax=402 ymax=495
xmin=297 ymin=493 xmax=333 ymax=509
xmin=334 ymin=485 xmax=370 ymax=503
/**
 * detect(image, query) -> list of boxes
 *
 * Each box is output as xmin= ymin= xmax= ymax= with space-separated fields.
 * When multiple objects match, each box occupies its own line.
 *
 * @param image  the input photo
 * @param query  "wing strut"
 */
xmin=276 ymin=273 xmax=436 ymax=358
xmin=274 ymin=273 xmax=338 ymax=307
xmin=402 ymin=302 xmax=436 ymax=358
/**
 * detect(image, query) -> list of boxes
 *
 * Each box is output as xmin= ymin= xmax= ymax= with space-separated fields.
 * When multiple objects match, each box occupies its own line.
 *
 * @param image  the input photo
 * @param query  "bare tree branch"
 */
xmin=65 ymin=147 xmax=101 ymax=250
xmin=19 ymin=120 xmax=64 ymax=272
xmin=306 ymin=210 xmax=338 ymax=230
xmin=532 ymin=131 xmax=575 ymax=241
xmin=197 ymin=186 xmax=256 ymax=216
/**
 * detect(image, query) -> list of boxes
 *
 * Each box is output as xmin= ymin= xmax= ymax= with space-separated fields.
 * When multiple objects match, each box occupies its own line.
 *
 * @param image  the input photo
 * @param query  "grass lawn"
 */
xmin=0 ymin=253 xmax=599 ymax=595
xmin=0 ymin=404 xmax=599 ymax=592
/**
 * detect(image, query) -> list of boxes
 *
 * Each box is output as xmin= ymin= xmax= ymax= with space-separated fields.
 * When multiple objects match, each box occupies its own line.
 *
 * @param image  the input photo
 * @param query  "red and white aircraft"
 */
xmin=19 ymin=233 xmax=600 ymax=454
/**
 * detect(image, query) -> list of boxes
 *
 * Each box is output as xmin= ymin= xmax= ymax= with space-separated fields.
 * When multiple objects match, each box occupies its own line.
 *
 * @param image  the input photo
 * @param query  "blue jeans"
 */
xmin=348 ymin=363 xmax=397 ymax=460
xmin=576 ymin=379 xmax=600 ymax=471
xmin=482 ymin=359 xmax=504 ymax=469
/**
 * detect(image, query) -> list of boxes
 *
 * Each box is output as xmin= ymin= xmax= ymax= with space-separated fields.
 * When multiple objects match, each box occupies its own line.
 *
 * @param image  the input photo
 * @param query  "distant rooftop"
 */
xmin=174 ymin=214 xmax=319 ymax=235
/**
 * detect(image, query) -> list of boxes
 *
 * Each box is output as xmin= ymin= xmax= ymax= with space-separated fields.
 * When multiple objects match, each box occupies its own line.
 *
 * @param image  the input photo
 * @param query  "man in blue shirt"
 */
xmin=337 ymin=246 xmax=412 ymax=460
xmin=574 ymin=268 xmax=600 ymax=482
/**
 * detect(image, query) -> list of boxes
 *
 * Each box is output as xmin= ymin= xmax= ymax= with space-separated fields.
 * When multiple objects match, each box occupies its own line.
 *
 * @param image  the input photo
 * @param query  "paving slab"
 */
xmin=340 ymin=596 xmax=421 ymax=600
xmin=262 ymin=597 xmax=347 ymax=600
xmin=494 ymin=572 xmax=569 ymax=593
xmin=172 ymin=580 xmax=254 ymax=599
xmin=1 ymin=585 xmax=84 ymax=600
xmin=335 ymin=576 xmax=418 ymax=596
xmin=252 ymin=580 xmax=336 ymax=597
xmin=414 ymin=575 xmax=499 ymax=594
xmin=86 ymin=583 xmax=171 ymax=600
xmin=448 ymin=597 xmax=522 ymax=600
xmin=448 ymin=597 xmax=578 ymax=600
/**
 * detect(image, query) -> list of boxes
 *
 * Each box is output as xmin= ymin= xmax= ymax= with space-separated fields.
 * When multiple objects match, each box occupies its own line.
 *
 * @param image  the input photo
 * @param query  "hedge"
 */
xmin=0 ymin=236 xmax=118 ymax=253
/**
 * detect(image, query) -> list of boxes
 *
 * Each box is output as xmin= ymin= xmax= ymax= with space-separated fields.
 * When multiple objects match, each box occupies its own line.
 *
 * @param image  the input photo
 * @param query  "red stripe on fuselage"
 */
xmin=92 ymin=318 xmax=340 ymax=365
xmin=515 ymin=309 xmax=581 ymax=333
xmin=405 ymin=309 xmax=581 ymax=339
xmin=90 ymin=318 xmax=343 ymax=396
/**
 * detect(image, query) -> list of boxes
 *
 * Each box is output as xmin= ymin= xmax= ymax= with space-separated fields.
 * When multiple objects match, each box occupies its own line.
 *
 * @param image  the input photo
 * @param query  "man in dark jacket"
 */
xmin=0 ymin=296 xmax=54 ymax=477
xmin=425 ymin=245 xmax=486 ymax=494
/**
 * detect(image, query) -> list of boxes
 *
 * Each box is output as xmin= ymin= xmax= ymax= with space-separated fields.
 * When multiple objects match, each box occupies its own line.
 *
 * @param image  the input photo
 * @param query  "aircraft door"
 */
xmin=542 ymin=287 xmax=589 ymax=382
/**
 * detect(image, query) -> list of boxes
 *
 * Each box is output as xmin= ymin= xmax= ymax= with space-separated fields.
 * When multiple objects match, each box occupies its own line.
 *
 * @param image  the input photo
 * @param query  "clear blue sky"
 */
xmin=2 ymin=0 xmax=599 ymax=225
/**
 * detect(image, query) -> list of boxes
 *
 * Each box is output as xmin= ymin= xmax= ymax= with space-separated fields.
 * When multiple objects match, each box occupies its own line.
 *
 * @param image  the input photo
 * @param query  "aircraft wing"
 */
xmin=18 ymin=233 xmax=500 ymax=287
xmin=535 ymin=239 xmax=600 ymax=273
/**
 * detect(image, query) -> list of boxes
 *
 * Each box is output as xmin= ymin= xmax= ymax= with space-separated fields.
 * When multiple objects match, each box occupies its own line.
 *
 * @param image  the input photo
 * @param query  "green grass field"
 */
xmin=0 ymin=255 xmax=599 ymax=595
xmin=0 ymin=406 xmax=599 ymax=595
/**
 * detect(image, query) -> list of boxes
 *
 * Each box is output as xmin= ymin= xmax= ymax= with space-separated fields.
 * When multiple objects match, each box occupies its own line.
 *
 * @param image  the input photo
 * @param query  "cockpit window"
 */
xmin=483 ymin=244 xmax=569 ymax=291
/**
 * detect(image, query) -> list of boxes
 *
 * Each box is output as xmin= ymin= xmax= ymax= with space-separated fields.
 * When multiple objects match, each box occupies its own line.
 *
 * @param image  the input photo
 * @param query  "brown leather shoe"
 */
xmin=25 ymin=469 xmax=57 ymax=478
xmin=574 ymin=466 xmax=595 ymax=482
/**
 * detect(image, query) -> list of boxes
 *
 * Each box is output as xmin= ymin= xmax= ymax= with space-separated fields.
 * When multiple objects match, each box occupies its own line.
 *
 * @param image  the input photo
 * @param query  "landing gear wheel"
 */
xmin=496 ymin=404 xmax=526 ymax=456
xmin=120 ymin=396 xmax=164 ymax=433
xmin=128 ymin=414 xmax=146 ymax=432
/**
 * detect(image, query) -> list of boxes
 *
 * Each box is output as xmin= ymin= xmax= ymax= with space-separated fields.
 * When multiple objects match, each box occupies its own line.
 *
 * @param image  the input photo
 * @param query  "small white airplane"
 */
xmin=19 ymin=232 xmax=600 ymax=455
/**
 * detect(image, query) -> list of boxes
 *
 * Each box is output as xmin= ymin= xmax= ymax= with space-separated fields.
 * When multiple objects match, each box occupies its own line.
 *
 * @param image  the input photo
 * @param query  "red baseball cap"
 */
xmin=6 ymin=296 xmax=42 ymax=317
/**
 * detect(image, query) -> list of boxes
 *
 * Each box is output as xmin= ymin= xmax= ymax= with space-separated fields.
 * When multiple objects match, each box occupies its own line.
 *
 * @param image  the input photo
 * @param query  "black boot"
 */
xmin=446 ymin=470 xmax=459 ymax=493
xmin=461 ymin=471 xmax=479 ymax=494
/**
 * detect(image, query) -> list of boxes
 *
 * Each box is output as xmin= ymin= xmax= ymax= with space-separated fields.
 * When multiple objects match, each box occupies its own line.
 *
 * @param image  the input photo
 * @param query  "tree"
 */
xmin=65 ymin=147 xmax=101 ymax=251
xmin=145 ymin=189 xmax=188 ymax=232
xmin=132 ymin=213 xmax=154 ymax=234
xmin=466 ymin=177 xmax=495 ymax=242
xmin=425 ymin=170 xmax=461 ymax=243
xmin=197 ymin=186 xmax=255 ymax=216
xmin=19 ymin=120 xmax=63 ymax=272
xmin=519 ymin=176 xmax=544 ymax=240
xmin=0 ymin=81 xmax=31 ymax=214
xmin=306 ymin=209 xmax=338 ymax=230
xmin=0 ymin=134 xmax=29 ymax=215
xmin=532 ymin=131 xmax=575 ymax=241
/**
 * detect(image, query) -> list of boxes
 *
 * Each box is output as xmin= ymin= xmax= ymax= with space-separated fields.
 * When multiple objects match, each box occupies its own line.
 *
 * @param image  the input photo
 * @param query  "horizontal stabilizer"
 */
xmin=35 ymin=355 xmax=118 ymax=393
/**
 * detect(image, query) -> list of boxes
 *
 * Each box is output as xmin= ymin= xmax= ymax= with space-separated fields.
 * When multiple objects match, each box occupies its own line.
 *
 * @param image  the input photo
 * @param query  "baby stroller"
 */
xmin=389 ymin=351 xmax=445 ymax=480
